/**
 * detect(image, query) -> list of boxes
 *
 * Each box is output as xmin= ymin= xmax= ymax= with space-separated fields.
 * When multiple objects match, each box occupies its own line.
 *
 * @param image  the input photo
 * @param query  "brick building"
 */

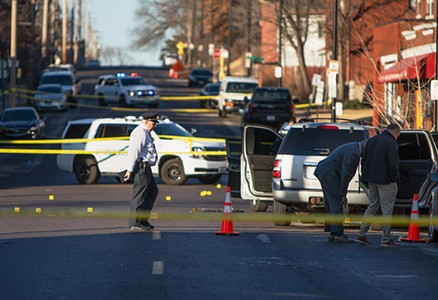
xmin=374 ymin=1 xmax=437 ymax=128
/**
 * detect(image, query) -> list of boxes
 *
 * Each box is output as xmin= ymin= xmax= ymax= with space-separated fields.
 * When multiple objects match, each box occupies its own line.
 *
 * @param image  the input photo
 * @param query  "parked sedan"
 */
xmin=199 ymin=82 xmax=220 ymax=108
xmin=0 ymin=107 xmax=45 ymax=139
xmin=34 ymin=84 xmax=68 ymax=111
xmin=188 ymin=68 xmax=213 ymax=87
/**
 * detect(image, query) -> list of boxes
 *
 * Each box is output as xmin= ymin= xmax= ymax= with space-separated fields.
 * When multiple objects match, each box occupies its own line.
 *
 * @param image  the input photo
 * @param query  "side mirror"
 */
xmin=244 ymin=96 xmax=249 ymax=104
xmin=191 ymin=128 xmax=197 ymax=135
xmin=429 ymin=173 xmax=438 ymax=182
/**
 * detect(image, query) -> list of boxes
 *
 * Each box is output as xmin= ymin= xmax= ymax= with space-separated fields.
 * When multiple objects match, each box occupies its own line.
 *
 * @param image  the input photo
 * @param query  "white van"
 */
xmin=217 ymin=76 xmax=258 ymax=118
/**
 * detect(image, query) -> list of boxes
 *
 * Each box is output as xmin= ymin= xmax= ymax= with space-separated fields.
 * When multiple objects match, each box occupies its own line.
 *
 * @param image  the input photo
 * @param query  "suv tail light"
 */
xmin=248 ymin=103 xmax=254 ymax=113
xmin=273 ymin=159 xmax=281 ymax=178
xmin=289 ymin=102 xmax=294 ymax=115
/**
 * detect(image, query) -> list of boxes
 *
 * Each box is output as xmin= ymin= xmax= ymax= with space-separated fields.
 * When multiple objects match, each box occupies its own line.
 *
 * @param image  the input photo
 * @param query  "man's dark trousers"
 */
xmin=129 ymin=164 xmax=158 ymax=227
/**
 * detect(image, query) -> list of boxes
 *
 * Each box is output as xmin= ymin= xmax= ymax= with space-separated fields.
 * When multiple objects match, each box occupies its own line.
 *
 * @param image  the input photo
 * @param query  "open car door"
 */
xmin=226 ymin=138 xmax=242 ymax=198
xmin=241 ymin=124 xmax=283 ymax=207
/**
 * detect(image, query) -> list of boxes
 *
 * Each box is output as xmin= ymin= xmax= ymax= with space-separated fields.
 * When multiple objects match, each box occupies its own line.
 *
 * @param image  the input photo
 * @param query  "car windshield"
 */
xmin=120 ymin=77 xmax=147 ymax=86
xmin=37 ymin=86 xmax=62 ymax=93
xmin=0 ymin=110 xmax=36 ymax=122
xmin=40 ymin=75 xmax=72 ymax=85
xmin=154 ymin=123 xmax=193 ymax=137
xmin=226 ymin=82 xmax=258 ymax=93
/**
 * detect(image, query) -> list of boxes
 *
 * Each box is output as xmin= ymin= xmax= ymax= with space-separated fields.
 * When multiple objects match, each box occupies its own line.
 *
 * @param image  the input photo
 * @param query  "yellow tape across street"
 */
xmin=1 ymin=207 xmax=437 ymax=228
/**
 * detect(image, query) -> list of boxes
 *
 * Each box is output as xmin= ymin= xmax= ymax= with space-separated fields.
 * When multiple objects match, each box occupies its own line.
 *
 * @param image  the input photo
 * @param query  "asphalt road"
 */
xmin=1 ymin=67 xmax=438 ymax=299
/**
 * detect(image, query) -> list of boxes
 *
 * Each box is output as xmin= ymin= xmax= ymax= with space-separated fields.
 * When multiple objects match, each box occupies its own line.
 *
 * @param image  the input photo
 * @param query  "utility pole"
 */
xmin=247 ymin=0 xmax=252 ymax=77
xmin=10 ymin=0 xmax=17 ymax=107
xmin=41 ymin=0 xmax=49 ymax=64
xmin=278 ymin=0 xmax=283 ymax=87
xmin=331 ymin=0 xmax=338 ymax=123
xmin=210 ymin=0 xmax=214 ymax=71
xmin=62 ymin=0 xmax=67 ymax=63
xmin=227 ymin=0 xmax=231 ymax=76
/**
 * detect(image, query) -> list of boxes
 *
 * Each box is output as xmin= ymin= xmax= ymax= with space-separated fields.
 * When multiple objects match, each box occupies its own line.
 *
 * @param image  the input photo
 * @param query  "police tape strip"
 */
xmin=0 ymin=135 xmax=226 ymax=144
xmin=0 ymin=148 xmax=227 ymax=155
xmin=1 ymin=208 xmax=437 ymax=227
xmin=11 ymin=87 xmax=315 ymax=108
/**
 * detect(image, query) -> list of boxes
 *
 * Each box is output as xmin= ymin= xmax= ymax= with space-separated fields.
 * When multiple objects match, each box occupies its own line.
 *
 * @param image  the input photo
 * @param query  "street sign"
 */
xmin=213 ymin=48 xmax=220 ymax=59
xmin=220 ymin=48 xmax=229 ymax=59
xmin=274 ymin=66 xmax=282 ymax=78
xmin=329 ymin=60 xmax=339 ymax=74
xmin=315 ymin=81 xmax=324 ymax=106
xmin=176 ymin=41 xmax=185 ymax=56
xmin=431 ymin=80 xmax=438 ymax=100
xmin=311 ymin=74 xmax=321 ymax=86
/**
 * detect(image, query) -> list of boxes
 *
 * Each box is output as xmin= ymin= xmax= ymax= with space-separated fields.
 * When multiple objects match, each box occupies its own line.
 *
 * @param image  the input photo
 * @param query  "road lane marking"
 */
xmin=152 ymin=231 xmax=161 ymax=240
xmin=152 ymin=261 xmax=164 ymax=275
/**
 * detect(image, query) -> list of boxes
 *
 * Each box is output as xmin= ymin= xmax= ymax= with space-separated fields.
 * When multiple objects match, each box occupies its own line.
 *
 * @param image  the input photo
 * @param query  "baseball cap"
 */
xmin=141 ymin=113 xmax=159 ymax=123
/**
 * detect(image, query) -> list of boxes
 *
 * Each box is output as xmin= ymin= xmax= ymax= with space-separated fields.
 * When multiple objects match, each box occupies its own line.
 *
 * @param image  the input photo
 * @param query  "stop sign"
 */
xmin=213 ymin=48 xmax=220 ymax=59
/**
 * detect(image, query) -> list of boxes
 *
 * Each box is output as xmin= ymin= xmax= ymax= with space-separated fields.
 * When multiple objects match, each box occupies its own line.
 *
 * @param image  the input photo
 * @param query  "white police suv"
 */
xmin=56 ymin=116 xmax=227 ymax=185
xmin=94 ymin=72 xmax=159 ymax=107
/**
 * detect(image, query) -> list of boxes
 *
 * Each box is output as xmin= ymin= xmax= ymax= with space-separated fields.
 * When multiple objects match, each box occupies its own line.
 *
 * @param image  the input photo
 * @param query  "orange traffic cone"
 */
xmin=215 ymin=186 xmax=239 ymax=236
xmin=399 ymin=194 xmax=427 ymax=243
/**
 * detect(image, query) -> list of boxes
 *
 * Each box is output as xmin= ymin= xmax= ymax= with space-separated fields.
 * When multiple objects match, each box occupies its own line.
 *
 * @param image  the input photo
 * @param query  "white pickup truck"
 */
xmin=94 ymin=72 xmax=159 ymax=107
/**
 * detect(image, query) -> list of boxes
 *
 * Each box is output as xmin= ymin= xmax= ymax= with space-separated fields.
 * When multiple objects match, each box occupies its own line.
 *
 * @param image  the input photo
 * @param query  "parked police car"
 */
xmin=228 ymin=122 xmax=438 ymax=232
xmin=94 ymin=73 xmax=159 ymax=107
xmin=57 ymin=116 xmax=227 ymax=185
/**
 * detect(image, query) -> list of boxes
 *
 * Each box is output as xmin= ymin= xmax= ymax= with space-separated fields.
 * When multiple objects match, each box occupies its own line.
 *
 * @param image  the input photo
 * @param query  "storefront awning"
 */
xmin=378 ymin=53 xmax=435 ymax=83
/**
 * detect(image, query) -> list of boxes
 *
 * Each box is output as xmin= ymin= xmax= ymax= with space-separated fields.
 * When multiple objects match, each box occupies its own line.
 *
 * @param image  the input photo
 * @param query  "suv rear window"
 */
xmin=64 ymin=124 xmax=90 ymax=138
xmin=251 ymin=89 xmax=291 ymax=103
xmin=279 ymin=127 xmax=366 ymax=156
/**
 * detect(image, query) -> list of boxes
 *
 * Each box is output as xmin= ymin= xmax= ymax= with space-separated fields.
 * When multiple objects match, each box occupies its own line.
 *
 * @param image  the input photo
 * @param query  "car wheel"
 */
xmin=98 ymin=94 xmax=106 ymax=106
xmin=197 ymin=174 xmax=221 ymax=184
xmin=273 ymin=199 xmax=291 ymax=226
xmin=119 ymin=95 xmax=127 ymax=107
xmin=161 ymin=158 xmax=187 ymax=185
xmin=250 ymin=200 xmax=269 ymax=212
xmin=74 ymin=156 xmax=100 ymax=184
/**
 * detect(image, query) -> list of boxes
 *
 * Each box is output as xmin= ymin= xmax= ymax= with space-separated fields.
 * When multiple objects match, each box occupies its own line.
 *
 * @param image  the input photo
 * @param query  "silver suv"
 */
xmin=228 ymin=122 xmax=438 ymax=227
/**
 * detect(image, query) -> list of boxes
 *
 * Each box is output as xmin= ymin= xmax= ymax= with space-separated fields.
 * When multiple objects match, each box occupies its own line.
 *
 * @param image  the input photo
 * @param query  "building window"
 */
xmin=427 ymin=0 xmax=434 ymax=18
xmin=410 ymin=0 xmax=416 ymax=9
xmin=417 ymin=0 xmax=422 ymax=16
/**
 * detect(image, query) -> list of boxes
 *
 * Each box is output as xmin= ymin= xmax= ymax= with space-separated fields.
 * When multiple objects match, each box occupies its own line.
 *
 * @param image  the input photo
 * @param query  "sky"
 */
xmin=86 ymin=0 xmax=162 ymax=66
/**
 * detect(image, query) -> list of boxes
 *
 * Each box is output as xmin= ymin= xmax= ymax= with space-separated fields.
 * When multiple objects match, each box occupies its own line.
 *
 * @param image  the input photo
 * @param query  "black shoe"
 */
xmin=143 ymin=221 xmax=155 ymax=230
xmin=333 ymin=235 xmax=354 ymax=243
xmin=328 ymin=234 xmax=335 ymax=242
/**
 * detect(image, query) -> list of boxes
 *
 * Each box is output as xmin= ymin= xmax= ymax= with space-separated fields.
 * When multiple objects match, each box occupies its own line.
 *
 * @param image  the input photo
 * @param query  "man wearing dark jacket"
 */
xmin=314 ymin=140 xmax=367 ymax=243
xmin=355 ymin=123 xmax=401 ymax=247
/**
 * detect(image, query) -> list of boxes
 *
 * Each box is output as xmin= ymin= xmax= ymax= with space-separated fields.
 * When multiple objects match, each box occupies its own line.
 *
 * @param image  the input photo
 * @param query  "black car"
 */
xmin=199 ymin=82 xmax=220 ymax=108
xmin=242 ymin=87 xmax=295 ymax=129
xmin=188 ymin=68 xmax=213 ymax=87
xmin=0 ymin=107 xmax=45 ymax=139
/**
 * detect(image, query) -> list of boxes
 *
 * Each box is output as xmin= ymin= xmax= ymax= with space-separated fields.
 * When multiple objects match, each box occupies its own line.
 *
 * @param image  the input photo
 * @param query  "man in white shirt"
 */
xmin=124 ymin=113 xmax=159 ymax=231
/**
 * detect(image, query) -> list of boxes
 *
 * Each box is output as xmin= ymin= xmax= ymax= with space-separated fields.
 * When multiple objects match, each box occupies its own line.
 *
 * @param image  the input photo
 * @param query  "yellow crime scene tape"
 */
xmin=11 ymin=87 xmax=316 ymax=111
xmin=2 ymin=206 xmax=437 ymax=229
xmin=0 ymin=135 xmax=227 ymax=155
